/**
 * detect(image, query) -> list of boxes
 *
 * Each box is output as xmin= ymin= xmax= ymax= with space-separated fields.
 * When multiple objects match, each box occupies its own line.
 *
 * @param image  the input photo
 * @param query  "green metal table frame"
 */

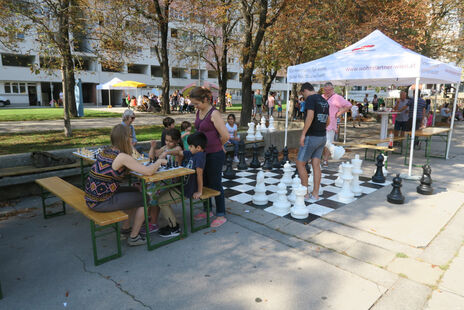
xmin=403 ymin=133 xmax=449 ymax=166
xmin=39 ymin=187 xmax=123 ymax=266
xmin=141 ymin=177 xmax=188 ymax=251
xmin=190 ymin=197 xmax=211 ymax=233
xmin=362 ymin=149 xmax=393 ymax=170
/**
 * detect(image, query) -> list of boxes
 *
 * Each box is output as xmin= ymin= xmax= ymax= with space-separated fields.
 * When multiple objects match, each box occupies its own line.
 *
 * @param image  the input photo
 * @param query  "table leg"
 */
xmin=141 ymin=179 xmax=152 ymax=251
xmin=80 ymin=158 xmax=85 ymax=188
xmin=180 ymin=176 xmax=187 ymax=238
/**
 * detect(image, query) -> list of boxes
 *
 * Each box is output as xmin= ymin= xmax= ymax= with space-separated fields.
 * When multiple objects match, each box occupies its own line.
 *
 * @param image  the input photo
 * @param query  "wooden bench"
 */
xmin=35 ymin=177 xmax=128 ymax=266
xmin=364 ymin=137 xmax=405 ymax=154
xmin=189 ymin=187 xmax=220 ymax=233
xmin=334 ymin=142 xmax=397 ymax=166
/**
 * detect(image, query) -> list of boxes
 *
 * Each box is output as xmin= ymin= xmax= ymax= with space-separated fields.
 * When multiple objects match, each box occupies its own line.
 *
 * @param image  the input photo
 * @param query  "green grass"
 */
xmin=0 ymin=125 xmax=165 ymax=155
xmin=396 ymin=252 xmax=408 ymax=258
xmin=0 ymin=108 xmax=121 ymax=121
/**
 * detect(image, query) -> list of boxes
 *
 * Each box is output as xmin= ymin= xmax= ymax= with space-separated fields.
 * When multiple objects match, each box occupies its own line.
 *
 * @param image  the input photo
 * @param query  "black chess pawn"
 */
xmin=272 ymin=147 xmax=281 ymax=169
xmin=249 ymin=143 xmax=261 ymax=168
xmin=237 ymin=140 xmax=248 ymax=170
xmin=417 ymin=164 xmax=433 ymax=195
xmin=372 ymin=154 xmax=386 ymax=183
xmin=223 ymin=155 xmax=236 ymax=179
xmin=263 ymin=149 xmax=273 ymax=171
xmin=281 ymin=146 xmax=290 ymax=165
xmin=387 ymin=174 xmax=405 ymax=204
xmin=305 ymin=162 xmax=312 ymax=175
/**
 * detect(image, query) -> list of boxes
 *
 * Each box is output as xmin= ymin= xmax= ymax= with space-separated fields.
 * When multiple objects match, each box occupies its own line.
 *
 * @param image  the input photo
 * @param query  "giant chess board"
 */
xmin=223 ymin=163 xmax=391 ymax=224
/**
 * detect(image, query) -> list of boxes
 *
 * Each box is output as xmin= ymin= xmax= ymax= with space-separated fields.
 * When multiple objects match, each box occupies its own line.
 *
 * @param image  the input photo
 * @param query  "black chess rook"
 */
xmin=237 ymin=140 xmax=248 ymax=170
xmin=272 ymin=147 xmax=281 ymax=169
xmin=387 ymin=174 xmax=405 ymax=204
xmin=249 ymin=143 xmax=261 ymax=168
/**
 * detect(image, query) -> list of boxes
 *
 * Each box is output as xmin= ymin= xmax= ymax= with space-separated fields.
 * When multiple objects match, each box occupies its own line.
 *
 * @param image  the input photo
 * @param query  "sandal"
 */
xmin=210 ymin=217 xmax=227 ymax=228
xmin=194 ymin=211 xmax=214 ymax=221
xmin=322 ymin=160 xmax=329 ymax=168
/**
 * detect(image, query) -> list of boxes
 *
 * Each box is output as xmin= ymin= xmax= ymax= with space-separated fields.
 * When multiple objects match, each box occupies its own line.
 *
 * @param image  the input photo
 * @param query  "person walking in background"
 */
xmin=393 ymin=90 xmax=409 ymax=137
xmin=267 ymin=91 xmax=275 ymax=117
xmin=372 ymin=94 xmax=379 ymax=112
xmin=363 ymin=93 xmax=369 ymax=114
xmin=321 ymin=82 xmax=352 ymax=167
xmin=351 ymin=101 xmax=361 ymax=127
xmin=407 ymin=90 xmax=426 ymax=131
xmin=191 ymin=87 xmax=229 ymax=228
xmin=253 ymin=89 xmax=263 ymax=120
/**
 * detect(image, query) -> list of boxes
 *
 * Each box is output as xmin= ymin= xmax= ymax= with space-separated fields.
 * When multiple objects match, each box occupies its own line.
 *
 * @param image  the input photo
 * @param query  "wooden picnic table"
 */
xmin=73 ymin=150 xmax=195 ymax=251
xmin=403 ymin=127 xmax=451 ymax=165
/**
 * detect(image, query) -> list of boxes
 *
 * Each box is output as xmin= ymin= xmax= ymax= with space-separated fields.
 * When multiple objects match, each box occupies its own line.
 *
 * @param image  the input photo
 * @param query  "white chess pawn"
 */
xmin=260 ymin=116 xmax=268 ymax=133
xmin=246 ymin=122 xmax=256 ymax=141
xmin=268 ymin=116 xmax=276 ymax=132
xmin=291 ymin=185 xmax=309 ymax=219
xmin=270 ymin=180 xmax=291 ymax=215
xmin=282 ymin=161 xmax=293 ymax=185
xmin=337 ymin=162 xmax=355 ymax=203
xmin=255 ymin=124 xmax=263 ymax=140
xmin=252 ymin=171 xmax=268 ymax=205
xmin=334 ymin=164 xmax=344 ymax=187
xmin=351 ymin=154 xmax=363 ymax=196
xmin=288 ymin=175 xmax=301 ymax=203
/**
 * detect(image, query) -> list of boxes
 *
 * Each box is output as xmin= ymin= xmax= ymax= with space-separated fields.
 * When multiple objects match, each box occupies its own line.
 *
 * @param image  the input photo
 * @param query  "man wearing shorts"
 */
xmin=296 ymin=82 xmax=330 ymax=201
xmin=393 ymin=90 xmax=409 ymax=137
xmin=253 ymin=89 xmax=263 ymax=118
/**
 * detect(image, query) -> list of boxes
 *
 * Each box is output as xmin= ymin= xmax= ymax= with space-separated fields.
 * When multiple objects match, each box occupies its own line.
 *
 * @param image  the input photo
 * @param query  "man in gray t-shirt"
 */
xmin=393 ymin=90 xmax=409 ymax=136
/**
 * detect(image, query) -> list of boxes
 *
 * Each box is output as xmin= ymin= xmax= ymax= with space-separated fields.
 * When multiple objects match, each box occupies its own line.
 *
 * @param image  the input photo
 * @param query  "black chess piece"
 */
xmin=263 ymin=149 xmax=273 ymax=171
xmin=249 ymin=143 xmax=261 ymax=168
xmin=305 ymin=162 xmax=312 ymax=175
xmin=272 ymin=147 xmax=281 ymax=169
xmin=372 ymin=154 xmax=386 ymax=183
xmin=281 ymin=146 xmax=290 ymax=165
xmin=237 ymin=140 xmax=248 ymax=170
xmin=417 ymin=164 xmax=433 ymax=195
xmin=387 ymin=174 xmax=405 ymax=204
xmin=223 ymin=155 xmax=236 ymax=179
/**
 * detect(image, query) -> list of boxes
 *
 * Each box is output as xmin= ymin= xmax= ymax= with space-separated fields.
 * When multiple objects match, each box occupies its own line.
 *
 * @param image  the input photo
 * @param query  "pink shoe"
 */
xmin=210 ymin=217 xmax=227 ymax=228
xmin=194 ymin=212 xmax=214 ymax=221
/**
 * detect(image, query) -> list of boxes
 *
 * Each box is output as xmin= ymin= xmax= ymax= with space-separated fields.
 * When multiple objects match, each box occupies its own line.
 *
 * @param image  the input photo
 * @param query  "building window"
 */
xmin=19 ymin=83 xmax=26 ymax=93
xmin=171 ymin=28 xmax=178 ymax=38
xmin=2 ymin=54 xmax=35 ymax=67
xmin=4 ymin=83 xmax=11 ymax=93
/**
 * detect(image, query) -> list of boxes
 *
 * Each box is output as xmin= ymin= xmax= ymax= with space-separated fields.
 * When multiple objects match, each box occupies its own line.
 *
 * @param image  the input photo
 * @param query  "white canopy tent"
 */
xmin=286 ymin=30 xmax=462 ymax=176
xmin=96 ymin=77 xmax=124 ymax=106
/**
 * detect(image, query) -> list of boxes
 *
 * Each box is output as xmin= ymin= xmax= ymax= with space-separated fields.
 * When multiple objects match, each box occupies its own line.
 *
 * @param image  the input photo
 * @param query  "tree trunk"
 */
xmin=239 ymin=69 xmax=253 ymax=126
xmin=61 ymin=65 xmax=72 ymax=137
xmin=159 ymin=16 xmax=170 ymax=114
xmin=218 ymin=23 xmax=228 ymax=113
xmin=64 ymin=53 xmax=77 ymax=117
xmin=263 ymin=70 xmax=278 ymax=103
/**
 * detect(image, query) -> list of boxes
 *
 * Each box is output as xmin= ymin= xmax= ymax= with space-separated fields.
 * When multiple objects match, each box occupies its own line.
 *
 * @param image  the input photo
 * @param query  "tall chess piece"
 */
xmin=268 ymin=180 xmax=291 ymax=215
xmin=351 ymin=154 xmax=363 ymax=196
xmin=262 ymin=149 xmax=273 ymax=170
xmin=249 ymin=143 xmax=261 ymax=168
xmin=372 ymin=154 xmax=386 ymax=183
xmin=223 ymin=155 xmax=236 ymax=179
xmin=246 ymin=122 xmax=256 ymax=141
xmin=388 ymin=174 xmax=405 ymax=204
xmin=255 ymin=124 xmax=263 ymax=140
xmin=281 ymin=146 xmax=290 ymax=165
xmin=237 ymin=140 xmax=248 ymax=170
xmin=272 ymin=147 xmax=281 ymax=169
xmin=334 ymin=164 xmax=344 ymax=187
xmin=282 ymin=161 xmax=293 ymax=185
xmin=337 ymin=162 xmax=355 ymax=203
xmin=417 ymin=164 xmax=433 ymax=195
xmin=268 ymin=116 xmax=276 ymax=132
xmin=252 ymin=171 xmax=268 ymax=205
xmin=305 ymin=162 xmax=312 ymax=175
xmin=260 ymin=116 xmax=268 ymax=133
xmin=290 ymin=185 xmax=309 ymax=219
xmin=288 ymin=175 xmax=301 ymax=203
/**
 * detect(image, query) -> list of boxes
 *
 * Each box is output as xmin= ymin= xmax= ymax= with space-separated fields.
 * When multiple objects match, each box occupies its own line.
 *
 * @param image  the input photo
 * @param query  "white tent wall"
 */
xmin=286 ymin=30 xmax=462 ymax=176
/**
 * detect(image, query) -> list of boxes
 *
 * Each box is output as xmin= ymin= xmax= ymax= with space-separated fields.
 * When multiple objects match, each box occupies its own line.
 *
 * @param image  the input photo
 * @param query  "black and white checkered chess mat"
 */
xmin=223 ymin=163 xmax=391 ymax=224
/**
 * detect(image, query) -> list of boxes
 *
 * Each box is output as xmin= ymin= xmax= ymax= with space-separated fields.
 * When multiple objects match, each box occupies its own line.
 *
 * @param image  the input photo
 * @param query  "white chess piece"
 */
xmin=291 ymin=185 xmax=309 ymax=219
xmin=252 ymin=171 xmax=268 ymax=205
xmin=382 ymin=155 xmax=388 ymax=176
xmin=282 ymin=161 xmax=293 ymax=185
xmin=255 ymin=124 xmax=263 ymax=140
xmin=270 ymin=180 xmax=291 ymax=215
xmin=337 ymin=162 xmax=355 ymax=203
xmin=288 ymin=175 xmax=301 ymax=203
xmin=246 ymin=122 xmax=256 ymax=141
xmin=351 ymin=154 xmax=363 ymax=196
xmin=260 ymin=116 xmax=268 ymax=133
xmin=334 ymin=164 xmax=344 ymax=187
xmin=268 ymin=116 xmax=276 ymax=132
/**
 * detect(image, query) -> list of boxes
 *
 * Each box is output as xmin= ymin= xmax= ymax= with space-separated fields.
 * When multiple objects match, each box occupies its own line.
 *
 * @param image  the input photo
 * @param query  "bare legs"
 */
xmin=311 ymin=158 xmax=322 ymax=199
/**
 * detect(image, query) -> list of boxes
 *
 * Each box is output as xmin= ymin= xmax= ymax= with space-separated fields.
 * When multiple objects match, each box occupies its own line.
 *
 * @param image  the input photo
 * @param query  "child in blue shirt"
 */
xmin=156 ymin=131 xmax=207 ymax=237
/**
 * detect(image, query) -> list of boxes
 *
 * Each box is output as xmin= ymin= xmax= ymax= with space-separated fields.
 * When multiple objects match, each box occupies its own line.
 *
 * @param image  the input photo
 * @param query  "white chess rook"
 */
xmin=272 ymin=181 xmax=291 ymax=214
xmin=351 ymin=154 xmax=363 ymax=196
xmin=246 ymin=122 xmax=256 ymax=142
xmin=282 ymin=161 xmax=293 ymax=185
xmin=252 ymin=171 xmax=268 ymax=205
xmin=291 ymin=185 xmax=309 ymax=219
xmin=334 ymin=164 xmax=344 ymax=187
xmin=288 ymin=175 xmax=301 ymax=203
xmin=337 ymin=162 xmax=355 ymax=203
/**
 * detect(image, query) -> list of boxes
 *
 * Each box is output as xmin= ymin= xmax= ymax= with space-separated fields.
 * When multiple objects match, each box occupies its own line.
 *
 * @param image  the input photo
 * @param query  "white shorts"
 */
xmin=326 ymin=130 xmax=335 ymax=146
